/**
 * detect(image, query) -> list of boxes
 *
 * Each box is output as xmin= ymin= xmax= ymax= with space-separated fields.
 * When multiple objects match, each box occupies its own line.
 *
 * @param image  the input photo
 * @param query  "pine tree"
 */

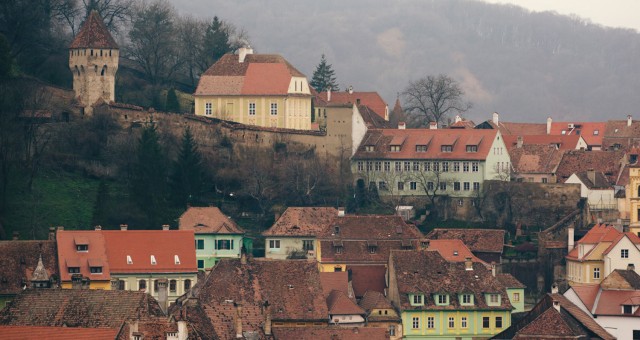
xmin=171 ymin=127 xmax=204 ymax=207
xmin=203 ymin=16 xmax=232 ymax=66
xmin=166 ymin=88 xmax=180 ymax=113
xmin=310 ymin=54 xmax=339 ymax=92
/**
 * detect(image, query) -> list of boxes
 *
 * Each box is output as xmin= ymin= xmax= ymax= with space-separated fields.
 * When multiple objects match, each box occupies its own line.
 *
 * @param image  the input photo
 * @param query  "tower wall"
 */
xmin=69 ymin=48 xmax=119 ymax=115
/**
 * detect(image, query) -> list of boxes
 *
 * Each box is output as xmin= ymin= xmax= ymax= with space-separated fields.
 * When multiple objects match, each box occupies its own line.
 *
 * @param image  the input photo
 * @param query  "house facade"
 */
xmin=628 ymin=166 xmax=640 ymax=237
xmin=566 ymin=170 xmax=616 ymax=210
xmin=178 ymin=207 xmax=246 ymax=270
xmin=388 ymin=250 xmax=514 ymax=339
xmin=194 ymin=47 xmax=313 ymax=130
xmin=56 ymin=228 xmax=111 ymax=290
xmin=351 ymin=128 xmax=510 ymax=203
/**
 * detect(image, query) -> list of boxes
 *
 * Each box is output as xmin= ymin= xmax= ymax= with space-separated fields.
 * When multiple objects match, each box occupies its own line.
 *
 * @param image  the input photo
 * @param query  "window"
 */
xmin=269 ymin=239 xmax=281 ymax=249
xmin=424 ymin=162 xmax=431 ymax=171
xmin=395 ymin=161 xmax=402 ymax=171
xmin=463 ymin=182 xmax=470 ymax=191
xmin=76 ymin=244 xmax=88 ymax=251
xmin=413 ymin=162 xmax=420 ymax=171
xmin=357 ymin=161 xmax=363 ymax=172
xmin=205 ymin=102 xmax=212 ymax=115
xmin=365 ymin=145 xmax=374 ymax=152
xmin=389 ymin=325 xmax=396 ymax=336
xmin=184 ymin=279 xmax=191 ymax=291
xmin=410 ymin=182 xmax=417 ymax=190
xmin=466 ymin=145 xmax=478 ymax=152
xmin=427 ymin=182 xmax=434 ymax=191
xmin=495 ymin=316 xmax=503 ymax=328
xmin=127 ymin=255 xmax=133 ymax=264
xmin=427 ymin=316 xmax=434 ymax=329
xmin=463 ymin=162 xmax=469 ymax=172
xmin=472 ymin=162 xmax=479 ymax=172
xmin=153 ymin=280 xmax=159 ymax=293
xmin=623 ymin=305 xmax=633 ymax=314
xmin=197 ymin=260 xmax=204 ymax=269
xmin=378 ymin=181 xmax=388 ymax=191
xmin=196 ymin=239 xmax=204 ymax=250
xmin=489 ymin=294 xmax=500 ymax=304
xmin=622 ymin=249 xmax=629 ymax=258
xmin=457 ymin=199 xmax=463 ymax=207
xmin=374 ymin=161 xmax=381 ymax=171
xmin=412 ymin=317 xmax=420 ymax=329
xmin=118 ymin=280 xmax=125 ymax=290
xmin=68 ymin=267 xmax=80 ymax=274
xmin=542 ymin=177 xmax=548 ymax=183
xmin=513 ymin=292 xmax=520 ymax=302
xmin=439 ymin=182 xmax=447 ymax=191
xmin=413 ymin=294 xmax=423 ymax=305
xmin=594 ymin=129 xmax=599 ymax=135
xmin=441 ymin=145 xmax=453 ymax=152
xmin=248 ymin=102 xmax=256 ymax=115
xmin=461 ymin=316 xmax=468 ymax=328
xmin=383 ymin=161 xmax=390 ymax=172
xmin=454 ymin=182 xmax=461 ymax=191
xmin=398 ymin=182 xmax=404 ymax=191
xmin=593 ymin=267 xmax=600 ymax=279
xmin=303 ymin=240 xmax=314 ymax=251
xmin=482 ymin=316 xmax=490 ymax=328
xmin=270 ymin=102 xmax=278 ymax=115
xmin=335 ymin=246 xmax=343 ymax=254
xmin=369 ymin=245 xmax=377 ymax=254
xmin=90 ymin=266 xmax=102 ymax=274
xmin=416 ymin=145 xmax=427 ymax=152
xmin=473 ymin=182 xmax=480 ymax=191
xmin=169 ymin=280 xmax=176 ymax=293
xmin=453 ymin=162 xmax=460 ymax=172
xmin=174 ymin=255 xmax=180 ymax=265
xmin=442 ymin=162 xmax=449 ymax=172
xmin=404 ymin=162 xmax=411 ymax=171
xmin=216 ymin=239 xmax=234 ymax=250
xmin=150 ymin=255 xmax=157 ymax=265
xmin=390 ymin=145 xmax=401 ymax=152
xmin=448 ymin=316 xmax=455 ymax=328
xmin=139 ymin=280 xmax=147 ymax=291
xmin=437 ymin=294 xmax=448 ymax=305
xmin=366 ymin=161 xmax=373 ymax=171
xmin=462 ymin=294 xmax=472 ymax=305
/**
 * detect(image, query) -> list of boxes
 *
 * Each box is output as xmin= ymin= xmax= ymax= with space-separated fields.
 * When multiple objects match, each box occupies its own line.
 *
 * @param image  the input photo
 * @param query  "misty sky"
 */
xmin=168 ymin=0 xmax=640 ymax=123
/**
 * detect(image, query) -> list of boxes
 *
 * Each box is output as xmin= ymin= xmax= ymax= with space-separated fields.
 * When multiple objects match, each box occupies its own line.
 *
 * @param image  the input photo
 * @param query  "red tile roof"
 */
xmin=353 ymin=128 xmax=499 ymax=161
xmin=358 ymin=291 xmax=397 ymax=321
xmin=503 ymin=134 xmax=582 ymax=151
xmin=349 ymin=265 xmax=387 ymax=298
xmin=572 ymin=171 xmax=613 ymax=189
xmin=272 ymin=327 xmax=389 ymax=340
xmin=427 ymin=239 xmax=483 ymax=263
xmin=601 ymin=232 xmax=640 ymax=255
xmin=0 ymin=325 xmax=119 ymax=340
xmin=509 ymin=144 xmax=565 ymax=175
xmin=318 ymin=91 xmax=388 ymax=120
xmin=593 ymin=290 xmax=640 ymax=316
xmin=0 ymin=240 xmax=58 ymax=295
xmin=179 ymin=207 xmax=244 ymax=234
xmin=56 ymin=230 xmax=110 ymax=282
xmin=570 ymin=284 xmax=600 ymax=311
xmin=262 ymin=207 xmax=338 ymax=237
xmin=102 ymin=230 xmax=197 ymax=274
xmin=425 ymin=228 xmax=505 ymax=254
xmin=550 ymin=121 xmax=606 ymax=147
xmin=69 ymin=10 xmax=118 ymax=49
xmin=496 ymin=273 xmax=526 ymax=289
xmin=358 ymin=105 xmax=394 ymax=128
xmin=203 ymin=302 xmax=266 ymax=340
xmin=319 ymin=272 xmax=349 ymax=296
xmin=326 ymin=289 xmax=365 ymax=315
xmin=555 ymin=150 xmax=625 ymax=184
xmin=116 ymin=317 xmax=187 ymax=340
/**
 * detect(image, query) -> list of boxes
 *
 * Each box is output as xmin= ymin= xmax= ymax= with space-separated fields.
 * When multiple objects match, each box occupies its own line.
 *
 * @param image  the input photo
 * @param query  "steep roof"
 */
xmin=359 ymin=290 xmax=395 ymax=312
xmin=569 ymin=284 xmax=600 ymax=311
xmin=604 ymin=269 xmax=640 ymax=290
xmin=195 ymin=53 xmax=307 ymax=96
xmin=566 ymin=224 xmax=622 ymax=260
xmin=427 ymin=239 xmax=483 ymax=263
xmin=319 ymin=271 xmax=349 ymax=296
xmin=56 ymin=230 xmax=110 ymax=282
xmin=102 ymin=230 xmax=197 ymax=274
xmin=349 ymin=265 xmax=387 ymax=297
xmin=572 ymin=171 xmax=613 ymax=189
xmin=262 ymin=207 xmax=337 ymax=237
xmin=391 ymin=250 xmax=513 ymax=311
xmin=358 ymin=105 xmax=394 ymax=129
xmin=326 ymin=289 xmax=365 ymax=315
xmin=509 ymin=144 xmax=565 ymax=175
xmin=503 ymin=134 xmax=582 ymax=151
xmin=425 ymin=228 xmax=505 ymax=254
xmin=0 ymin=289 xmax=164 ymax=328
xmin=496 ymin=273 xmax=527 ymax=289
xmin=272 ymin=327 xmax=389 ymax=340
xmin=317 ymin=91 xmax=388 ymax=120
xmin=69 ymin=10 xmax=118 ymax=49
xmin=197 ymin=258 xmax=328 ymax=321
xmin=353 ymin=128 xmax=499 ymax=161
xmin=477 ymin=120 xmax=547 ymax=136
xmin=0 ymin=326 xmax=119 ymax=340
xmin=203 ymin=302 xmax=266 ymax=340
xmin=0 ymin=240 xmax=58 ymax=295
xmin=179 ymin=207 xmax=244 ymax=234
xmin=549 ymin=121 xmax=606 ymax=147
xmin=570 ymin=270 xmax=640 ymax=318
xmin=555 ymin=149 xmax=625 ymax=184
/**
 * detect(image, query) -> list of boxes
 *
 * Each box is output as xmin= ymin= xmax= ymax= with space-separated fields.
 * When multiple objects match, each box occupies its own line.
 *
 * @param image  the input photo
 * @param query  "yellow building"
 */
xmin=628 ymin=166 xmax=640 ymax=237
xmin=194 ymin=47 xmax=313 ymax=130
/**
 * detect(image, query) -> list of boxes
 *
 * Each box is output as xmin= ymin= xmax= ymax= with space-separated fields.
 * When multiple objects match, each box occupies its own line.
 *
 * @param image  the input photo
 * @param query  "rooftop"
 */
xmin=425 ymin=228 xmax=505 ymax=254
xmin=0 ymin=325 xmax=119 ymax=340
xmin=317 ymin=91 xmax=388 ymax=120
xmin=179 ymin=207 xmax=244 ymax=234
xmin=272 ymin=327 xmax=389 ymax=340
xmin=0 ymin=240 xmax=58 ymax=295
xmin=262 ymin=207 xmax=338 ymax=237
xmin=69 ymin=10 xmax=118 ymax=49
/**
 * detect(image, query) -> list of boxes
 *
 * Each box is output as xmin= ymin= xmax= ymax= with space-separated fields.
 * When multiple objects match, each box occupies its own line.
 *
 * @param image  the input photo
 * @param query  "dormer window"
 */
xmin=390 ymin=145 xmax=401 ymax=152
xmin=174 ymin=255 xmax=181 ymax=265
xmin=367 ymin=240 xmax=378 ymax=254
xmin=623 ymin=305 xmax=632 ymax=314
xmin=593 ymin=129 xmax=599 ymax=135
xmin=333 ymin=240 xmax=343 ymax=254
xmin=435 ymin=294 xmax=449 ymax=306
xmin=441 ymin=145 xmax=453 ymax=152
xmin=127 ymin=255 xmax=133 ymax=264
xmin=74 ymin=236 xmax=89 ymax=252
xmin=150 ymin=255 xmax=157 ymax=265
xmin=76 ymin=245 xmax=88 ymax=251
xmin=334 ymin=226 xmax=340 ymax=234
xmin=466 ymin=145 xmax=478 ymax=152
xmin=68 ymin=267 xmax=80 ymax=274
xmin=486 ymin=293 xmax=501 ymax=306
xmin=416 ymin=145 xmax=427 ymax=152
xmin=411 ymin=294 xmax=424 ymax=306
xmin=90 ymin=266 xmax=102 ymax=274
xmin=365 ymin=145 xmax=374 ymax=152
xmin=461 ymin=293 xmax=474 ymax=306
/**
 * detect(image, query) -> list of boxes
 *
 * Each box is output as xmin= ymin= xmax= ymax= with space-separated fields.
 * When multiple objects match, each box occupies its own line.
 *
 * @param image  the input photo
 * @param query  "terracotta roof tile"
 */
xmin=319 ymin=272 xmax=349 ymax=296
xmin=326 ymin=289 xmax=365 ymax=315
xmin=272 ymin=327 xmax=389 ymax=340
xmin=117 ymin=317 xmax=186 ymax=340
xmin=550 ymin=121 xmax=606 ymax=147
xmin=179 ymin=207 xmax=244 ymax=234
xmin=358 ymin=105 xmax=394 ymax=128
xmin=496 ymin=273 xmax=526 ymax=289
xmin=353 ymin=129 xmax=499 ymax=161
xmin=69 ymin=10 xmax=118 ymax=49
xmin=593 ymin=290 xmax=640 ymax=315
xmin=573 ymin=171 xmax=612 ymax=189
xmin=318 ymin=91 xmax=388 ymax=120
xmin=509 ymin=144 xmax=565 ymax=174
xmin=0 ymin=289 xmax=164 ymax=328
xmin=358 ymin=290 xmax=395 ymax=312
xmin=0 ymin=325 xmax=119 ymax=340
xmin=203 ymin=302 xmax=265 ymax=340
xmin=349 ymin=265 xmax=387 ymax=297
xmin=427 ymin=239 xmax=483 ymax=263
xmin=426 ymin=228 xmax=505 ymax=253
xmin=262 ymin=207 xmax=337 ymax=237
xmin=503 ymin=134 xmax=582 ymax=151
xmin=556 ymin=150 xmax=625 ymax=183
xmin=494 ymin=122 xmax=547 ymax=136
xmin=56 ymin=230 xmax=110 ymax=282
xmin=569 ymin=284 xmax=600 ymax=311
xmin=603 ymin=119 xmax=640 ymax=149
xmin=0 ymin=241 xmax=58 ymax=295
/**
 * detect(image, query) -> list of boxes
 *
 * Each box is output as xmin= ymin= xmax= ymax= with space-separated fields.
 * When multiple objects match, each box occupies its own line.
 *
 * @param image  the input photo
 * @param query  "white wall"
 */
xmin=603 ymin=236 xmax=640 ymax=277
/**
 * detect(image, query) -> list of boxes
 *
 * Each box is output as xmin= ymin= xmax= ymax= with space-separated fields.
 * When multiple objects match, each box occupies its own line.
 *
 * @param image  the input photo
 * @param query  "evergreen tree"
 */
xmin=310 ymin=54 xmax=339 ymax=92
xmin=166 ymin=88 xmax=180 ymax=113
xmin=171 ymin=127 xmax=204 ymax=207
xmin=203 ymin=16 xmax=232 ymax=67
xmin=131 ymin=122 xmax=168 ymax=228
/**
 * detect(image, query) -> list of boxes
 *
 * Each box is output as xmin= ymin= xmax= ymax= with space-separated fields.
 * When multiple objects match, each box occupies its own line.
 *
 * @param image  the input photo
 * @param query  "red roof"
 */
xmin=319 ymin=272 xmax=349 ymax=296
xmin=56 ymin=230 xmax=110 ymax=282
xmin=570 ymin=284 xmax=601 ymax=311
xmin=550 ymin=121 xmax=605 ymax=147
xmin=179 ymin=207 xmax=244 ymax=234
xmin=0 ymin=326 xmax=118 ymax=340
xmin=353 ymin=128 xmax=499 ymax=161
xmin=102 ymin=230 xmax=197 ymax=273
xmin=594 ymin=290 xmax=640 ymax=316
xmin=427 ymin=239 xmax=484 ymax=263
xmin=503 ymin=134 xmax=583 ymax=151
xmin=349 ymin=265 xmax=387 ymax=298
xmin=326 ymin=289 xmax=365 ymax=315
xmin=318 ymin=91 xmax=388 ymax=120
xmin=69 ymin=10 xmax=118 ymax=49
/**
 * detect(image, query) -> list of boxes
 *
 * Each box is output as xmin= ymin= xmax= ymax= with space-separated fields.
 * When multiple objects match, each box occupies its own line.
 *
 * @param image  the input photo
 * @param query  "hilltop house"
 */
xmin=194 ymin=47 xmax=313 ymax=130
xmin=179 ymin=206 xmax=247 ymax=270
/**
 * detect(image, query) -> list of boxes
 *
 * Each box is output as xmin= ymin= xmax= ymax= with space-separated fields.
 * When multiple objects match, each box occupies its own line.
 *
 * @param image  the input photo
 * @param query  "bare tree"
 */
xmin=402 ymin=74 xmax=471 ymax=127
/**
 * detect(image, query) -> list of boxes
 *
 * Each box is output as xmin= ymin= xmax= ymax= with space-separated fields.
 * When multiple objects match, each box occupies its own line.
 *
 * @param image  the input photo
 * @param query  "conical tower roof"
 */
xmin=69 ymin=10 xmax=118 ymax=49
xmin=31 ymin=255 xmax=50 ymax=282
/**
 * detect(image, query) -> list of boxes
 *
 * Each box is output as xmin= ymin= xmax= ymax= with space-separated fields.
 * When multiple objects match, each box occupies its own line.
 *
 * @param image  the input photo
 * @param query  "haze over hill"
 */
xmin=171 ymin=0 xmax=640 ymax=123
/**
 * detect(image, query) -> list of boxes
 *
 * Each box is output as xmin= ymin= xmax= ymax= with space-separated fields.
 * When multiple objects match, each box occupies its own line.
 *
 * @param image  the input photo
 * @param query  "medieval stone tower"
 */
xmin=69 ymin=10 xmax=119 ymax=115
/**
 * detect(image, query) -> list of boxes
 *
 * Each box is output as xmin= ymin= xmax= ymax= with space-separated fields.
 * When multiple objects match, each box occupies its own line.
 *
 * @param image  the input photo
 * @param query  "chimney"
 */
xmin=398 ymin=122 xmax=406 ymax=130
xmin=337 ymin=207 xmax=345 ymax=217
xmin=553 ymin=299 xmax=561 ymax=312
xmin=516 ymin=136 xmax=523 ymax=149
xmin=628 ymin=263 xmax=636 ymax=272
xmin=547 ymin=117 xmax=552 ymax=135
xmin=178 ymin=321 xmax=188 ymax=340
xmin=235 ymin=303 xmax=243 ymax=338
xmin=492 ymin=112 xmax=499 ymax=125
xmin=57 ymin=226 xmax=64 ymax=231
xmin=12 ymin=231 xmax=19 ymax=240
xmin=263 ymin=302 xmax=272 ymax=336
xmin=568 ymin=225 xmax=575 ymax=252
xmin=48 ymin=227 xmax=56 ymax=240
xmin=491 ymin=262 xmax=496 ymax=277
xmin=120 ymin=224 xmax=128 ymax=231
xmin=551 ymin=282 xmax=559 ymax=294
xmin=587 ymin=169 xmax=596 ymax=186
xmin=94 ymin=225 xmax=102 ymax=231
xmin=455 ymin=115 xmax=462 ymax=123
xmin=238 ymin=46 xmax=253 ymax=63
xmin=162 ymin=224 xmax=170 ymax=231
xmin=129 ymin=321 xmax=139 ymax=340
xmin=348 ymin=85 xmax=353 ymax=94
xmin=464 ymin=257 xmax=473 ymax=271
xmin=274 ymin=212 xmax=281 ymax=222
xmin=628 ymin=115 xmax=633 ymax=127
xmin=71 ymin=274 xmax=82 ymax=289
xmin=157 ymin=278 xmax=168 ymax=315
xmin=429 ymin=122 xmax=437 ymax=130
xmin=327 ymin=88 xmax=331 ymax=101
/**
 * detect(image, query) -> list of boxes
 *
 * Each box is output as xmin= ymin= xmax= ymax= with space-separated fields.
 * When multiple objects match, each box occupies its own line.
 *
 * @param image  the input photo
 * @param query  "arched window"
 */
xmin=138 ymin=280 xmax=146 ymax=291
xmin=101 ymin=65 xmax=107 ymax=76
xmin=74 ymin=66 xmax=79 ymax=76
xmin=184 ymin=279 xmax=191 ymax=291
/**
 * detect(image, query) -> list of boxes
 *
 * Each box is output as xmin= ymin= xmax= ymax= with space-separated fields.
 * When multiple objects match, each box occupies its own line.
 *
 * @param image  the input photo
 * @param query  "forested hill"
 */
xmin=192 ymin=0 xmax=640 ymax=122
